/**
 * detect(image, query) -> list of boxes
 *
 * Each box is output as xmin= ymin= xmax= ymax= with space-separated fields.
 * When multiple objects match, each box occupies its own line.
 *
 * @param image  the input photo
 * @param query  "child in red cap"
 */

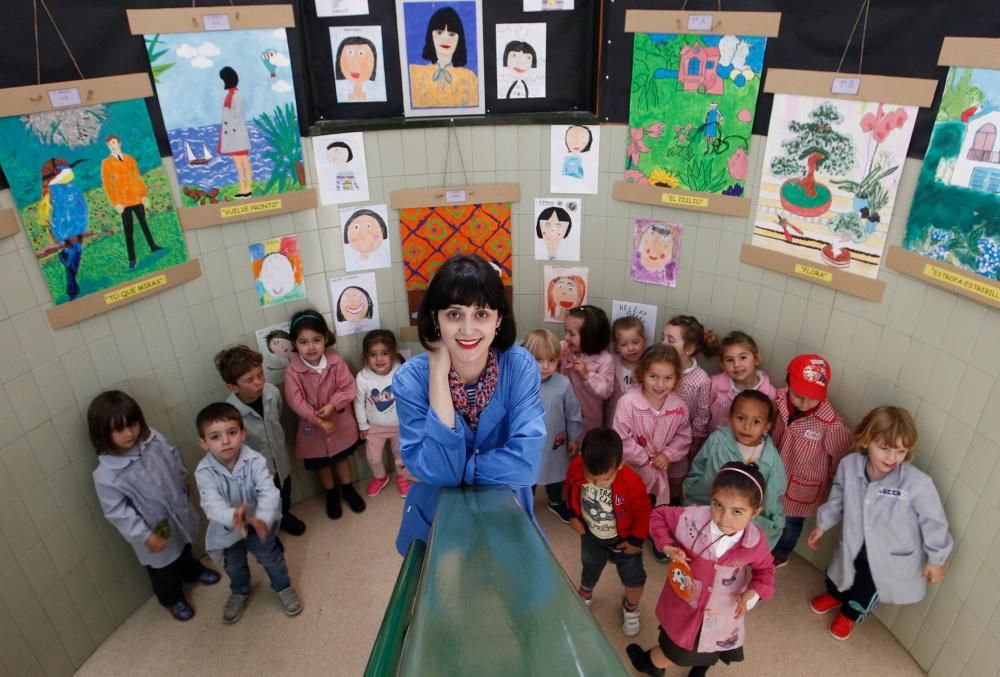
xmin=770 ymin=354 xmax=852 ymax=567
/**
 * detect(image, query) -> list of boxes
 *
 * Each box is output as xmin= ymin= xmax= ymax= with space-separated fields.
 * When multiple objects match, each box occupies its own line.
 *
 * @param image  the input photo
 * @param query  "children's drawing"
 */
xmin=255 ymin=321 xmax=293 ymax=384
xmin=331 ymin=26 xmax=387 ymax=103
xmin=533 ymin=197 xmax=581 ymax=261
xmin=523 ymin=0 xmax=573 ymax=10
xmin=0 ymin=99 xmax=188 ymax=305
xmin=340 ymin=203 xmax=392 ymax=271
xmin=316 ymin=0 xmax=369 ymax=17
xmin=397 ymin=0 xmax=485 ymax=117
xmin=550 ymin=124 xmax=600 ymax=194
xmin=543 ymin=265 xmax=588 ymax=323
xmin=753 ymin=95 xmax=917 ymax=278
xmin=400 ymin=202 xmax=512 ymax=322
xmin=612 ymin=300 xmax=658 ymax=343
xmin=249 ymin=235 xmax=305 ymax=307
xmin=144 ymin=29 xmax=305 ymax=207
xmin=312 ymin=131 xmax=370 ymax=205
xmin=631 ymin=218 xmax=683 ymax=287
xmin=626 ymin=33 xmax=767 ymax=197
xmin=496 ymin=23 xmax=546 ymax=100
xmin=902 ymin=67 xmax=1000 ymax=281
xmin=329 ymin=271 xmax=380 ymax=335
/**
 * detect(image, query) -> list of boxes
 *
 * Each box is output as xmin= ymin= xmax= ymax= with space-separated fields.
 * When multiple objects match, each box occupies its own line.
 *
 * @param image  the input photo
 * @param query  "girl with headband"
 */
xmin=628 ymin=462 xmax=776 ymax=677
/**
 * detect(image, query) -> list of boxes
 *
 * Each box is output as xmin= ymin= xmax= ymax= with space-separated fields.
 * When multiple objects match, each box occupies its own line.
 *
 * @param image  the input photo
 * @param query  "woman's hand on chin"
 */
xmin=426 ymin=340 xmax=451 ymax=375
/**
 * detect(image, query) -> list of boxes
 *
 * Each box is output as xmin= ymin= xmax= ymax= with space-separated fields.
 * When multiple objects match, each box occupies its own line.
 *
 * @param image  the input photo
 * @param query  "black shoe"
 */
xmin=341 ymin=483 xmax=366 ymax=514
xmin=280 ymin=512 xmax=306 ymax=536
xmin=546 ymin=502 xmax=573 ymax=524
xmin=688 ymin=667 xmax=710 ymax=677
xmin=150 ymin=244 xmax=163 ymax=252
xmin=326 ymin=487 xmax=343 ymax=520
xmin=626 ymin=644 xmax=665 ymax=677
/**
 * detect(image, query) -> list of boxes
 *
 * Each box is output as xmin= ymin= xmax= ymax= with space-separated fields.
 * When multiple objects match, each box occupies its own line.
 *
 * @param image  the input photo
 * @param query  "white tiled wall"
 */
xmin=0 ymin=124 xmax=998 ymax=676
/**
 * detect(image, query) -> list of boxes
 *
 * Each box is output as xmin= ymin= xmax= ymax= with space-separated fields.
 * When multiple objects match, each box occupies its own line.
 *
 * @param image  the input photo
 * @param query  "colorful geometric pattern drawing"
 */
xmin=400 ymin=202 xmax=512 ymax=321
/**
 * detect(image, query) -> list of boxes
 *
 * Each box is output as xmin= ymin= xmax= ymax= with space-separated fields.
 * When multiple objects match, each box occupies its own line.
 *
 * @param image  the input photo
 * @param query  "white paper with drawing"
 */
xmin=534 ymin=197 xmax=581 ymax=262
xmin=496 ymin=23 xmax=546 ymax=100
xmin=313 ymin=131 xmax=370 ymax=205
xmin=550 ymin=124 xmax=600 ymax=194
xmin=331 ymin=26 xmax=387 ymax=103
xmin=340 ymin=204 xmax=392 ymax=271
xmin=612 ymin=300 xmax=658 ymax=344
xmin=329 ymin=271 xmax=381 ymax=335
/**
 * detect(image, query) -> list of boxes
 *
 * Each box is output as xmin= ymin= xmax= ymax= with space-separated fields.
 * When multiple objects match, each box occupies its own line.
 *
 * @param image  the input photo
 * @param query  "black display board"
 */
xmin=598 ymin=0 xmax=1000 ymax=158
xmin=302 ymin=0 xmax=600 ymax=127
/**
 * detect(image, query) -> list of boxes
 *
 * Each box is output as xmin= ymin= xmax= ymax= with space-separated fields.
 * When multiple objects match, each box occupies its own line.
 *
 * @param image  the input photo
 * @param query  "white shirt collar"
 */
xmin=683 ymin=357 xmax=699 ymax=375
xmin=304 ymin=354 xmax=327 ymax=373
xmin=708 ymin=520 xmax=744 ymax=558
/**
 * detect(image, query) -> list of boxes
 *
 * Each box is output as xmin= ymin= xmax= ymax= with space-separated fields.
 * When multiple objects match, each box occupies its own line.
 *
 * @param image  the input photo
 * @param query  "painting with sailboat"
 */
xmin=145 ymin=28 xmax=307 ymax=208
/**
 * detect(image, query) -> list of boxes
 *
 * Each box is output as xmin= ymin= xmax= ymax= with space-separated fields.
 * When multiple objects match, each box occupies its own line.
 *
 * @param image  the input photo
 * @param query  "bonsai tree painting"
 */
xmin=770 ymin=101 xmax=855 ymax=218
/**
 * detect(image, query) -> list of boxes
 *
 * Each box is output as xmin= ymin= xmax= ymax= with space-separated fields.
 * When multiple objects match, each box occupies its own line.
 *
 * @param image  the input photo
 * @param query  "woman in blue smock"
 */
xmin=393 ymin=254 xmax=546 ymax=555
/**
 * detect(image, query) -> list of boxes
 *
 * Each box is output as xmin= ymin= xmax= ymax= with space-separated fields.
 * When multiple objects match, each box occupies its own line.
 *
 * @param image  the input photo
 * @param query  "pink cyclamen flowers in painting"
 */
xmin=627 ymin=122 xmax=665 ymax=168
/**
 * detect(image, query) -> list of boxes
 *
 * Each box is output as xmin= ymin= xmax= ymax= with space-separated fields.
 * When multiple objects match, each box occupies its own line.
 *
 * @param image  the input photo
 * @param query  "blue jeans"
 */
xmin=223 ymin=530 xmax=290 ymax=595
xmin=772 ymin=516 xmax=805 ymax=558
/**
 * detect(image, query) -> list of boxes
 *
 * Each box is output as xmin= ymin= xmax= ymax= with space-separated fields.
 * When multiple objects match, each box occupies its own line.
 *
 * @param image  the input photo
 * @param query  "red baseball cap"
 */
xmin=787 ymin=354 xmax=831 ymax=401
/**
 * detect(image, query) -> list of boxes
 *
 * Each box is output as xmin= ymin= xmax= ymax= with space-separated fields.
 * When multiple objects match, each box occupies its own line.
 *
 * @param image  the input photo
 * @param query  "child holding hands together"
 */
xmin=194 ymin=403 xmax=302 ymax=624
xmin=807 ymin=406 xmax=952 ymax=640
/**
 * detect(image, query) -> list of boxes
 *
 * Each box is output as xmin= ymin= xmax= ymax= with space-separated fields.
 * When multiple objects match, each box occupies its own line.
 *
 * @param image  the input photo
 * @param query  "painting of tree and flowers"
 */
xmin=625 ymin=32 xmax=767 ymax=199
xmin=751 ymin=94 xmax=917 ymax=279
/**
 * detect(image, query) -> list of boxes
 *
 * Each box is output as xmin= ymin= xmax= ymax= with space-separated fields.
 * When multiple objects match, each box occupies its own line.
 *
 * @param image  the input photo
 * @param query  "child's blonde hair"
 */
xmin=522 ymin=329 xmax=561 ymax=360
xmin=633 ymin=344 xmax=683 ymax=389
xmin=612 ymin=315 xmax=645 ymax=340
xmin=853 ymin=406 xmax=918 ymax=462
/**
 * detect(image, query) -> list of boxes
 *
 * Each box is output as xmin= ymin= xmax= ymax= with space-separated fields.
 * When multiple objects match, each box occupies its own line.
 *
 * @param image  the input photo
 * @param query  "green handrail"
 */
xmin=363 ymin=539 xmax=427 ymax=677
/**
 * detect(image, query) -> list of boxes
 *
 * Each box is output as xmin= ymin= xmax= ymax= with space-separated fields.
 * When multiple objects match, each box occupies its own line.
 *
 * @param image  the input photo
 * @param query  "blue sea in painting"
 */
xmin=168 ymin=122 xmax=277 ymax=191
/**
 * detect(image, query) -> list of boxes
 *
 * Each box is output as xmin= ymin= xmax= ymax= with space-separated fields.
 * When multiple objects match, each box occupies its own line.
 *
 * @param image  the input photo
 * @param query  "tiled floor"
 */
xmin=78 ymin=487 xmax=923 ymax=676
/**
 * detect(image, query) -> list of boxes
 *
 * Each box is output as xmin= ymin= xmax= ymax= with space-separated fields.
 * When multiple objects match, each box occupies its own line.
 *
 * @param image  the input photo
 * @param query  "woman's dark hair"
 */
xmin=219 ymin=66 xmax=239 ymax=89
xmin=535 ymin=206 xmax=572 ymax=238
xmin=335 ymin=37 xmax=378 ymax=81
xmin=417 ymin=254 xmax=515 ymax=352
xmin=421 ymin=7 xmax=468 ymax=67
xmin=565 ymin=124 xmax=593 ymax=152
xmin=580 ymin=427 xmax=623 ymax=476
xmin=326 ymin=141 xmax=354 ymax=162
xmin=362 ymin=329 xmax=404 ymax=363
xmin=342 ymin=209 xmax=388 ymax=244
xmin=289 ymin=309 xmax=336 ymax=347
xmin=336 ymin=286 xmax=374 ymax=321
xmin=503 ymin=40 xmax=537 ymax=68
xmin=567 ymin=305 xmax=610 ymax=355
xmin=87 ymin=390 xmax=150 ymax=454
xmin=712 ymin=461 xmax=767 ymax=510
xmin=731 ymin=389 xmax=776 ymax=425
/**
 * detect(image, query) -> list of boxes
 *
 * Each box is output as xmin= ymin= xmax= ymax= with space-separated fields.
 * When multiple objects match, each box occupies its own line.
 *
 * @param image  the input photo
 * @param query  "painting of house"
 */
xmin=950 ymin=110 xmax=1000 ymax=193
xmin=678 ymin=44 xmax=723 ymax=95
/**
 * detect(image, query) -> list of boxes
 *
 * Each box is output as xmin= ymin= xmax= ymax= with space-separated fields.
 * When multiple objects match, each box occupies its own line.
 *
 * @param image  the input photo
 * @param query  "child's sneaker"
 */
xmin=810 ymin=592 xmax=841 ymax=615
xmin=829 ymin=612 xmax=855 ymax=640
xmin=622 ymin=599 xmax=641 ymax=637
xmin=197 ymin=567 xmax=221 ymax=585
xmin=577 ymin=587 xmax=593 ymax=607
xmin=277 ymin=586 xmax=303 ymax=617
xmin=366 ymin=475 xmax=391 ymax=497
xmin=773 ymin=553 xmax=790 ymax=568
xmin=546 ymin=502 xmax=574 ymax=524
xmin=168 ymin=599 xmax=195 ymax=621
xmin=396 ymin=475 xmax=411 ymax=498
xmin=222 ymin=593 xmax=250 ymax=624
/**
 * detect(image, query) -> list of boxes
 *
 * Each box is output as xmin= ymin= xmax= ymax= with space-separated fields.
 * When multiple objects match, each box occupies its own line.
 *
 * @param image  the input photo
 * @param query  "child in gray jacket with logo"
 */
xmin=807 ymin=406 xmax=953 ymax=641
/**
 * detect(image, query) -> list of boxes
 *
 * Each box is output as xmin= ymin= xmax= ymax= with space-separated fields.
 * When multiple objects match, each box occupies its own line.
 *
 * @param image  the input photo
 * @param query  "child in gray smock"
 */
xmin=194 ymin=402 xmax=302 ymax=624
xmin=524 ymin=330 xmax=583 ymax=523
xmin=806 ymin=406 xmax=953 ymax=641
xmin=89 ymin=391 xmax=219 ymax=621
